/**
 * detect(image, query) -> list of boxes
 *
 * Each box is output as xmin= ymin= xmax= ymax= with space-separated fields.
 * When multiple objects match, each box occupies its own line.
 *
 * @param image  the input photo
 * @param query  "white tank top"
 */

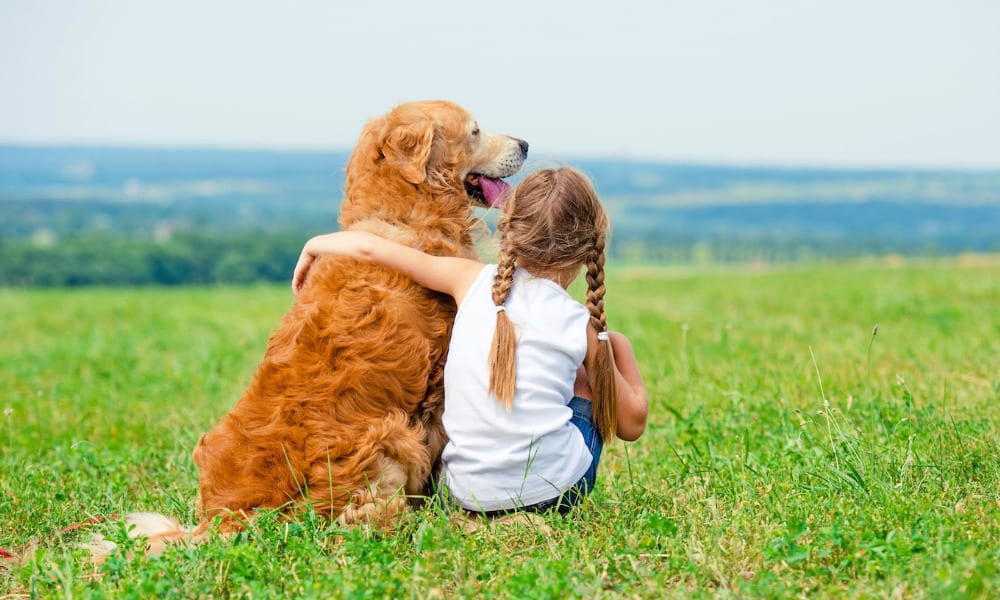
xmin=441 ymin=265 xmax=593 ymax=511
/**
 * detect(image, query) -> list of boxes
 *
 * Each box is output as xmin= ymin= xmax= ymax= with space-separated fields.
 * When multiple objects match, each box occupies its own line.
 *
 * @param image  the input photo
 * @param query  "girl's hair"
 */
xmin=487 ymin=167 xmax=618 ymax=441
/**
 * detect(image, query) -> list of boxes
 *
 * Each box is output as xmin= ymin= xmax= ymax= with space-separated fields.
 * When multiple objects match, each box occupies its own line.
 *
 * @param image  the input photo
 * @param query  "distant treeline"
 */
xmin=0 ymin=231 xmax=307 ymax=286
xmin=3 ymin=226 xmax=995 ymax=287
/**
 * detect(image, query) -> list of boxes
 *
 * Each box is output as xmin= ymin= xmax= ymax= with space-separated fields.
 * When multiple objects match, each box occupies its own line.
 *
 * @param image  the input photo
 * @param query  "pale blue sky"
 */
xmin=2 ymin=0 xmax=999 ymax=168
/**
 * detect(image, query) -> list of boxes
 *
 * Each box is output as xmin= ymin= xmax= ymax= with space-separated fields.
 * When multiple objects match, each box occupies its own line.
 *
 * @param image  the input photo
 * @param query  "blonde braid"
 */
xmin=585 ymin=233 xmax=607 ymax=333
xmin=585 ymin=230 xmax=618 ymax=441
xmin=491 ymin=249 xmax=516 ymax=309
xmin=488 ymin=231 xmax=518 ymax=410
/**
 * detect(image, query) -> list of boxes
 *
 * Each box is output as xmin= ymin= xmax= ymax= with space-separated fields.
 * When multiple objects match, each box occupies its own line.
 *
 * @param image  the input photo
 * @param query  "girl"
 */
xmin=292 ymin=167 xmax=648 ymax=515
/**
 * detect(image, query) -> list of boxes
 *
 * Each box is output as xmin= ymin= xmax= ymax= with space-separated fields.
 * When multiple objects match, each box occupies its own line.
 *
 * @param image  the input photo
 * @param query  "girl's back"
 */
xmin=441 ymin=265 xmax=592 ymax=511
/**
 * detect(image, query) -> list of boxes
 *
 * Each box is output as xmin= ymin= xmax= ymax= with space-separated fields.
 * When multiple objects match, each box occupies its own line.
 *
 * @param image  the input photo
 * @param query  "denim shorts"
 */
xmin=473 ymin=396 xmax=604 ymax=517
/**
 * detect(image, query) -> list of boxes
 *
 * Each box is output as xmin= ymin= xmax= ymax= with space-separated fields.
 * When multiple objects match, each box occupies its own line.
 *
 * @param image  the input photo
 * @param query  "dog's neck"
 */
xmin=346 ymin=218 xmax=477 ymax=260
xmin=348 ymin=218 xmax=419 ymax=247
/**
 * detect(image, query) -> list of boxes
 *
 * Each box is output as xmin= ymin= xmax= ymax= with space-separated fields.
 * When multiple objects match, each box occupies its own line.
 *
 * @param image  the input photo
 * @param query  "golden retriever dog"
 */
xmin=195 ymin=100 xmax=527 ymax=527
xmin=89 ymin=101 xmax=526 ymax=556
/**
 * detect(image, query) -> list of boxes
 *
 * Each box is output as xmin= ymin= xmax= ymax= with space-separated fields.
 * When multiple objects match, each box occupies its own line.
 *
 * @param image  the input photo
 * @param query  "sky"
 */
xmin=2 ymin=0 xmax=999 ymax=169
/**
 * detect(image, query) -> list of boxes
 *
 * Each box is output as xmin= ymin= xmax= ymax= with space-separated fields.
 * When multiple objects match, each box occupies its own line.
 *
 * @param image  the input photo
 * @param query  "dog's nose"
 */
xmin=518 ymin=139 xmax=529 ymax=156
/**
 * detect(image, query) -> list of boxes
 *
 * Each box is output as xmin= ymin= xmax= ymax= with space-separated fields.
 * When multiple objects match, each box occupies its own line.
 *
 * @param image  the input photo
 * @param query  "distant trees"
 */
xmin=5 ymin=227 xmax=994 ymax=287
xmin=0 ymin=231 xmax=308 ymax=286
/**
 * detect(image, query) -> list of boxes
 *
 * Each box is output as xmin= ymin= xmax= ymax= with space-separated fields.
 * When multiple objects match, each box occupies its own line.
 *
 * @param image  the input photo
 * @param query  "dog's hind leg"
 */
xmin=331 ymin=413 xmax=432 ymax=529
xmin=336 ymin=457 xmax=411 ymax=529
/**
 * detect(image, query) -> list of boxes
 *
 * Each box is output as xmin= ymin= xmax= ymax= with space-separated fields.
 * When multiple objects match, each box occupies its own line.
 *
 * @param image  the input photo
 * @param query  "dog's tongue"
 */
xmin=479 ymin=176 xmax=511 ymax=208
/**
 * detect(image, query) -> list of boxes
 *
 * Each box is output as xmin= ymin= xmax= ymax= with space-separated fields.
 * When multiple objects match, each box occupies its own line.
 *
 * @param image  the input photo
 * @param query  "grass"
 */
xmin=1 ymin=256 xmax=998 ymax=598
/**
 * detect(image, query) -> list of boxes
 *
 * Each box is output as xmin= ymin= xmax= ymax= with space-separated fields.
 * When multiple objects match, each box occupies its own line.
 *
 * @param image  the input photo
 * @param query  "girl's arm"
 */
xmin=584 ymin=329 xmax=649 ymax=442
xmin=292 ymin=231 xmax=483 ymax=303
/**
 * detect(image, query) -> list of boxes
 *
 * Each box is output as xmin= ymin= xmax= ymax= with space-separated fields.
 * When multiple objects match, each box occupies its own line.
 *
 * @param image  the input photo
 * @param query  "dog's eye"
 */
xmin=471 ymin=127 xmax=480 ymax=136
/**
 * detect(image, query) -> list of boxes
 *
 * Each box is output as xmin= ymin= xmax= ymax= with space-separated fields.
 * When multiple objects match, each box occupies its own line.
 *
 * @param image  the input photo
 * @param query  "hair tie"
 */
xmin=597 ymin=331 xmax=610 ymax=342
xmin=495 ymin=305 xmax=506 ymax=313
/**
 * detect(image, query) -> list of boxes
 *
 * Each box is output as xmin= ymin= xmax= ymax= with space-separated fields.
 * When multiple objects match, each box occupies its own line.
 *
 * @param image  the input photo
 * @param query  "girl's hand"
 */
xmin=292 ymin=244 xmax=319 ymax=294
xmin=292 ymin=232 xmax=343 ymax=294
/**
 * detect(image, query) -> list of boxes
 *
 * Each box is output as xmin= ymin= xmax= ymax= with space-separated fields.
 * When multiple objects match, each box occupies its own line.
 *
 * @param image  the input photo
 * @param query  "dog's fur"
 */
xmin=188 ymin=101 xmax=526 ymax=534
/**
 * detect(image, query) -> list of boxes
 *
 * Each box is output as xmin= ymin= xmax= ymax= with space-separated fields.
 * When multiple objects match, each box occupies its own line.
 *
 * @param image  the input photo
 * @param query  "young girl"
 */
xmin=292 ymin=167 xmax=648 ymax=515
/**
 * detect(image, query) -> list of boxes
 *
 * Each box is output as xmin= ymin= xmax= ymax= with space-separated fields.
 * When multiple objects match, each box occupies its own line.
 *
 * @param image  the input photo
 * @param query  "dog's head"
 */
xmin=341 ymin=101 xmax=527 ymax=229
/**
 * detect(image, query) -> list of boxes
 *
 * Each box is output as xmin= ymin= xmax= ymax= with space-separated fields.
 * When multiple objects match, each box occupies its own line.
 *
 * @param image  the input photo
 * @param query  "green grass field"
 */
xmin=2 ymin=257 xmax=998 ymax=598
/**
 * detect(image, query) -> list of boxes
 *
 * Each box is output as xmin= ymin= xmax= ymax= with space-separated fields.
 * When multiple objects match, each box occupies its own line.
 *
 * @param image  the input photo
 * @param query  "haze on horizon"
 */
xmin=2 ymin=0 xmax=999 ymax=169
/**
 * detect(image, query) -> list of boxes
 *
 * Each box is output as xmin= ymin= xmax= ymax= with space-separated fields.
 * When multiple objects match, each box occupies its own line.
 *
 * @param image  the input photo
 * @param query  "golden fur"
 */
xmin=190 ymin=100 xmax=526 ymax=532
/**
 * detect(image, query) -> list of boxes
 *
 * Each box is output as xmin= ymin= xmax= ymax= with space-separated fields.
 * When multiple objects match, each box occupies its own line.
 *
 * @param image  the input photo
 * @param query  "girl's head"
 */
xmin=493 ymin=167 xmax=609 ymax=279
xmin=488 ymin=167 xmax=619 ymax=441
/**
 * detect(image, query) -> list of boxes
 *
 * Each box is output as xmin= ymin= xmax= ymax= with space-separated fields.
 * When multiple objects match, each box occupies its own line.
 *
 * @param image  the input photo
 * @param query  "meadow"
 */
xmin=1 ymin=257 xmax=998 ymax=598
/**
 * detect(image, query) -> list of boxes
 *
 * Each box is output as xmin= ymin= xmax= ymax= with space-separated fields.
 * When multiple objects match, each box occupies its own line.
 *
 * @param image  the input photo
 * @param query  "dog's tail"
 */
xmin=84 ymin=512 xmax=205 ymax=563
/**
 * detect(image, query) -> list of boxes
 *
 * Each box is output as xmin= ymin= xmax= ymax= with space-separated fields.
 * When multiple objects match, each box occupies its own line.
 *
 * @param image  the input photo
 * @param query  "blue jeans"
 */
xmin=475 ymin=396 xmax=604 ymax=516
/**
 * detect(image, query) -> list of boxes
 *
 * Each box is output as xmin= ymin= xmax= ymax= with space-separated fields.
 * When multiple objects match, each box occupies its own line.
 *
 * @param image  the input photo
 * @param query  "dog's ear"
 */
xmin=381 ymin=118 xmax=435 ymax=185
